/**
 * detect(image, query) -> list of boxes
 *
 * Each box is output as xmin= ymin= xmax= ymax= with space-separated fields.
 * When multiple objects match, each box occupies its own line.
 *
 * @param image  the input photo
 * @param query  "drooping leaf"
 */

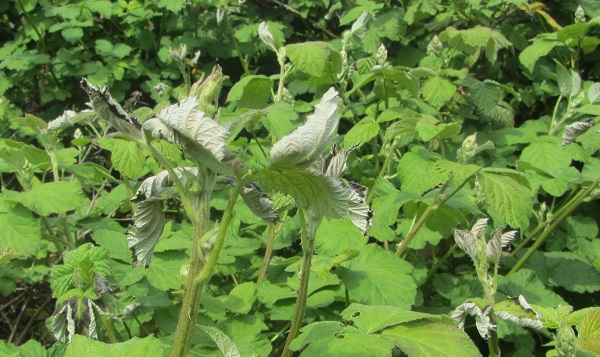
xmin=199 ymin=326 xmax=241 ymax=357
xmin=81 ymin=78 xmax=142 ymax=139
xmin=346 ymin=182 xmax=373 ymax=234
xmin=127 ymin=200 xmax=165 ymax=267
xmin=494 ymin=296 xmax=543 ymax=329
xmin=452 ymin=302 xmax=495 ymax=339
xmin=562 ymin=119 xmax=595 ymax=146
xmin=270 ymin=88 xmax=339 ymax=168
xmin=240 ymin=184 xmax=279 ymax=224
xmin=486 ymin=228 xmax=517 ymax=262
xmin=454 ymin=229 xmax=478 ymax=261
xmin=337 ymin=244 xmax=416 ymax=308
xmin=144 ymin=97 xmax=227 ymax=161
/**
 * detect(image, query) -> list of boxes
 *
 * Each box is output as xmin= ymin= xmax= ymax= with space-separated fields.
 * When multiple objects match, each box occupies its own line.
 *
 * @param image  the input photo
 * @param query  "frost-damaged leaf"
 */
xmin=270 ymin=88 xmax=339 ymax=168
xmin=454 ymin=230 xmax=477 ymax=260
xmin=81 ymin=78 xmax=142 ymax=139
xmin=127 ymin=200 xmax=165 ymax=267
xmin=347 ymin=182 xmax=372 ymax=234
xmin=47 ymin=110 xmax=78 ymax=131
xmin=451 ymin=302 xmax=495 ymax=339
xmin=258 ymin=21 xmax=276 ymax=51
xmin=494 ymin=296 xmax=543 ymax=329
xmin=144 ymin=97 xmax=227 ymax=161
xmin=199 ymin=326 xmax=241 ymax=357
xmin=241 ymin=183 xmax=279 ymax=224
xmin=561 ymin=119 xmax=595 ymax=146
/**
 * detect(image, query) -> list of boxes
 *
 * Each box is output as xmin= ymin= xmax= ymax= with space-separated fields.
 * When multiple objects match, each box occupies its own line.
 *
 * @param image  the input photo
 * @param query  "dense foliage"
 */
xmin=2 ymin=0 xmax=600 ymax=356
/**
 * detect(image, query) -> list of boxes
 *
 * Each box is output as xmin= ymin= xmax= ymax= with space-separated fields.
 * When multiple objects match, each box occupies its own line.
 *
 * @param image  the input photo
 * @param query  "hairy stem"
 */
xmin=282 ymin=209 xmax=313 ymax=357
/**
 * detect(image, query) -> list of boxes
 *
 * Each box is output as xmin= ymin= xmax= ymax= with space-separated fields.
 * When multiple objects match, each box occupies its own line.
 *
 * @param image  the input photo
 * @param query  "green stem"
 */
xmin=548 ymin=95 xmax=564 ymax=136
xmin=508 ymin=175 xmax=600 ymax=275
xmin=224 ymin=13 xmax=250 ymax=76
xmin=487 ymin=315 xmax=500 ymax=357
xmin=367 ymin=147 xmax=393 ymax=205
xmin=170 ymin=182 xmax=242 ymax=357
xmin=276 ymin=58 xmax=286 ymax=103
xmin=282 ymin=209 xmax=313 ymax=357
xmin=258 ymin=223 xmax=277 ymax=283
xmin=426 ymin=243 xmax=458 ymax=282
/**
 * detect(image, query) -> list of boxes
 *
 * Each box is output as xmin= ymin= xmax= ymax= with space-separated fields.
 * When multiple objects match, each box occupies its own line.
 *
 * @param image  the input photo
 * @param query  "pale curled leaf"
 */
xmin=451 ymin=302 xmax=496 ymax=340
xmin=501 ymin=230 xmax=517 ymax=247
xmin=127 ymin=200 xmax=165 ymax=267
xmin=494 ymin=295 xmax=544 ymax=329
xmin=258 ymin=21 xmax=276 ymax=51
xmin=347 ymin=181 xmax=372 ymax=234
xmin=454 ymin=230 xmax=477 ymax=260
xmin=241 ymin=183 xmax=280 ymax=224
xmin=471 ymin=218 xmax=489 ymax=236
xmin=199 ymin=326 xmax=241 ymax=357
xmin=131 ymin=167 xmax=197 ymax=202
xmin=270 ymin=88 xmax=339 ymax=167
xmin=561 ymin=119 xmax=595 ymax=146
xmin=47 ymin=110 xmax=78 ymax=131
xmin=486 ymin=228 xmax=503 ymax=262
xmin=81 ymin=78 xmax=142 ymax=139
xmin=146 ymin=97 xmax=227 ymax=160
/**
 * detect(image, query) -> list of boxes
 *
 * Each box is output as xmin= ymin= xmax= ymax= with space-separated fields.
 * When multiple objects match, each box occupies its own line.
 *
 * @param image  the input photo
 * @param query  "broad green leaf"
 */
xmin=479 ymin=171 xmax=533 ymax=229
xmin=8 ymin=181 xmax=84 ymax=216
xmin=285 ymin=42 xmax=331 ymax=77
xmin=199 ymin=325 xmax=241 ymax=357
xmin=422 ymin=76 xmax=456 ymax=108
xmin=576 ymin=308 xmax=600 ymax=355
xmin=290 ymin=321 xmax=397 ymax=356
xmin=270 ymin=88 xmax=339 ymax=167
xmin=264 ymin=101 xmax=299 ymax=139
xmin=382 ymin=318 xmax=482 ymax=357
xmin=343 ymin=117 xmax=379 ymax=149
xmin=498 ymin=269 xmax=567 ymax=307
xmin=227 ymin=282 xmax=256 ymax=314
xmin=556 ymin=61 xmax=573 ymax=97
xmin=144 ymin=97 xmax=227 ymax=161
xmin=362 ymin=9 xmax=406 ymax=53
xmin=157 ymin=0 xmax=184 ymax=12
xmin=337 ymin=244 xmax=416 ymax=308
xmin=341 ymin=303 xmax=439 ymax=335
xmin=315 ymin=218 xmax=367 ymax=256
xmin=92 ymin=230 xmax=131 ymax=263
xmin=396 ymin=150 xmax=444 ymax=195
xmin=0 ymin=339 xmax=48 ymax=356
xmin=221 ymin=314 xmax=271 ymax=357
xmin=62 ymin=27 xmax=83 ymax=43
xmin=519 ymin=37 xmax=561 ymax=73
xmin=256 ymin=281 xmax=295 ymax=307
xmin=523 ymin=251 xmax=600 ymax=293
xmin=65 ymin=335 xmax=164 ymax=357
xmin=145 ymin=260 xmax=182 ymax=290
xmin=226 ymin=75 xmax=271 ymax=109
xmin=0 ymin=205 xmax=44 ymax=255
xmin=98 ymin=138 xmax=147 ymax=179
xmin=519 ymin=142 xmax=571 ymax=177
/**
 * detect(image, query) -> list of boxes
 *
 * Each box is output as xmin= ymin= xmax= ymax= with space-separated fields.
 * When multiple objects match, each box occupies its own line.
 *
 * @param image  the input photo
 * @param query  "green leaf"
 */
xmin=341 ymin=303 xmax=440 ymax=334
xmin=226 ymin=75 xmax=272 ymax=109
xmin=92 ymin=230 xmax=131 ymax=263
xmin=157 ymin=0 xmax=185 ymax=12
xmin=0 ymin=339 xmax=48 ymax=356
xmin=519 ymin=140 xmax=572 ymax=177
xmin=576 ymin=308 xmax=600 ymax=355
xmin=291 ymin=321 xmax=397 ymax=356
xmin=422 ymin=76 xmax=456 ymax=108
xmin=556 ymin=61 xmax=573 ymax=97
xmin=145 ymin=260 xmax=182 ymax=290
xmin=98 ymin=138 xmax=147 ymax=179
xmin=8 ymin=181 xmax=84 ymax=216
xmin=198 ymin=326 xmax=241 ymax=357
xmin=0 ymin=205 xmax=44 ymax=256
xmin=285 ymin=42 xmax=330 ymax=77
xmin=498 ymin=269 xmax=567 ymax=307
xmin=315 ymin=218 xmax=367 ymax=256
xmin=343 ymin=117 xmax=379 ymax=149
xmin=226 ymin=282 xmax=257 ymax=314
xmin=396 ymin=150 xmax=444 ymax=195
xmin=62 ymin=27 xmax=83 ymax=43
xmin=523 ymin=251 xmax=600 ymax=293
xmin=251 ymin=167 xmax=347 ymax=219
xmin=337 ymin=244 xmax=416 ymax=308
xmin=479 ymin=171 xmax=533 ymax=229
xmin=519 ymin=37 xmax=561 ymax=73
xmin=382 ymin=319 xmax=482 ymax=357
xmin=65 ymin=335 xmax=165 ymax=357
xmin=270 ymin=88 xmax=339 ymax=168
xmin=264 ymin=101 xmax=299 ymax=139
xmin=221 ymin=314 xmax=271 ymax=357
